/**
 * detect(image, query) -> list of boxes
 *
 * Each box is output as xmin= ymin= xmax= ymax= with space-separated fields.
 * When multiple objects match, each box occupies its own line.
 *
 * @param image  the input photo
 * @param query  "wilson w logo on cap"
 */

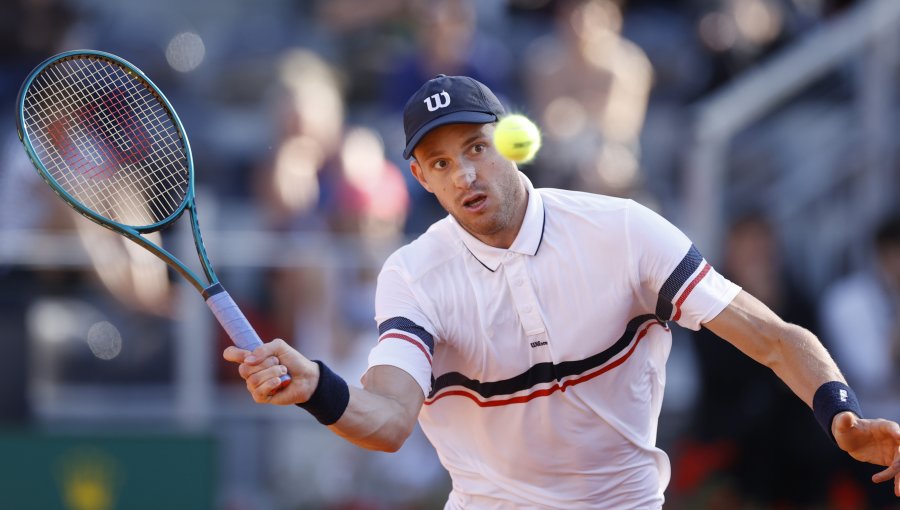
xmin=424 ymin=91 xmax=451 ymax=112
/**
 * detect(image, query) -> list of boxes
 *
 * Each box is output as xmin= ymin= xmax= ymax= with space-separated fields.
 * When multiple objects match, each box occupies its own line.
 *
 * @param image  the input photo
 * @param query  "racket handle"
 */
xmin=204 ymin=283 xmax=291 ymax=383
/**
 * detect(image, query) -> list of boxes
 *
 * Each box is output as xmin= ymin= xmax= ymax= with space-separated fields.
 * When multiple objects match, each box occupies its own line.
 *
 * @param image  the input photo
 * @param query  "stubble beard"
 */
xmin=445 ymin=170 xmax=524 ymax=241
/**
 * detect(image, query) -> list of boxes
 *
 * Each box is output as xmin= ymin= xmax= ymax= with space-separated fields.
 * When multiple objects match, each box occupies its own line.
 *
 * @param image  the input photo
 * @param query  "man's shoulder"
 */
xmin=539 ymin=187 xmax=631 ymax=210
xmin=538 ymin=187 xmax=635 ymax=225
xmin=382 ymin=217 xmax=463 ymax=280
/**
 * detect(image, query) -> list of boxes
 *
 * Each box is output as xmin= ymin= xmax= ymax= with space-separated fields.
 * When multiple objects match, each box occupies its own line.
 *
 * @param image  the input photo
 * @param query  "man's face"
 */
xmin=410 ymin=122 xmax=526 ymax=249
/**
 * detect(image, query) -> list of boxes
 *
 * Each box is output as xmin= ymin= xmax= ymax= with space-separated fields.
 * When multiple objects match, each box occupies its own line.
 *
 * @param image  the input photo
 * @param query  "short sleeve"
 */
xmin=368 ymin=266 xmax=436 ymax=396
xmin=627 ymin=201 xmax=741 ymax=331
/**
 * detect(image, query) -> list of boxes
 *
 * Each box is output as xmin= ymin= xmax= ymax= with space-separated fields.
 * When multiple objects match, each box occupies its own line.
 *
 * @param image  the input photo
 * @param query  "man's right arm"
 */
xmin=224 ymin=340 xmax=424 ymax=453
xmin=332 ymin=365 xmax=424 ymax=452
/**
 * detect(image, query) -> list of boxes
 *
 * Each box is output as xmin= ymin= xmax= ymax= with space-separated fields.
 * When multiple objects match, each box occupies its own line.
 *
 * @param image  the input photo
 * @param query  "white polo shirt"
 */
xmin=368 ymin=174 xmax=741 ymax=509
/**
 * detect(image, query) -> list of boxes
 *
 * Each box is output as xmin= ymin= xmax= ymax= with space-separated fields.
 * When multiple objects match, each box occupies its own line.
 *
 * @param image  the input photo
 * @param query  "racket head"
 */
xmin=16 ymin=50 xmax=195 ymax=234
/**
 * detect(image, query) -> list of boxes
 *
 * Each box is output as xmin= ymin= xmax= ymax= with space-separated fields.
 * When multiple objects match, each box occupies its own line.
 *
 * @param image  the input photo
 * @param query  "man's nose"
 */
xmin=452 ymin=163 xmax=476 ymax=188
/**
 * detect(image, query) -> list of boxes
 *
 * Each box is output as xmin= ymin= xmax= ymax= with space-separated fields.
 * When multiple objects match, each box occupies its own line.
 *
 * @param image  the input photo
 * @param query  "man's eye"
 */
xmin=433 ymin=159 xmax=448 ymax=170
xmin=472 ymin=144 xmax=486 ymax=153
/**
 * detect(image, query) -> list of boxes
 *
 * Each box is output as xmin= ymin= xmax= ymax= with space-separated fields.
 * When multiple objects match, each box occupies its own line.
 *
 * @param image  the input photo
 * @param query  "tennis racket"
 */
xmin=16 ymin=50 xmax=289 ymax=383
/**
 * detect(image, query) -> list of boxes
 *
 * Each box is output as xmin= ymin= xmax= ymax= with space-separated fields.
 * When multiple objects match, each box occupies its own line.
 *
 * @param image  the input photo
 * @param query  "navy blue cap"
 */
xmin=402 ymin=75 xmax=505 ymax=159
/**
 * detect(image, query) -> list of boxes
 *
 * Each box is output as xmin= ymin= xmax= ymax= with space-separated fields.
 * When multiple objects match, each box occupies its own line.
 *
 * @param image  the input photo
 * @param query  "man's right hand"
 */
xmin=223 ymin=339 xmax=320 ymax=405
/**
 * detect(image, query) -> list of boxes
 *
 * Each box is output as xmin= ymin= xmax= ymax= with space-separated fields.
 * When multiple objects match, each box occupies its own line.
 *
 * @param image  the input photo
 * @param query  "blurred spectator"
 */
xmin=253 ymin=48 xmax=406 ymax=236
xmin=251 ymin=47 xmax=409 ymax=353
xmin=377 ymin=0 xmax=511 ymax=111
xmin=821 ymin=214 xmax=900 ymax=424
xmin=248 ymin=48 xmax=347 ymax=358
xmin=255 ymin=48 xmax=345 ymax=231
xmin=672 ymin=214 xmax=837 ymax=509
xmin=524 ymin=0 xmax=653 ymax=196
xmin=375 ymin=0 xmax=513 ymax=234
xmin=692 ymin=0 xmax=862 ymax=95
xmin=317 ymin=0 xmax=410 ymax=34
xmin=328 ymin=126 xmax=409 ymax=238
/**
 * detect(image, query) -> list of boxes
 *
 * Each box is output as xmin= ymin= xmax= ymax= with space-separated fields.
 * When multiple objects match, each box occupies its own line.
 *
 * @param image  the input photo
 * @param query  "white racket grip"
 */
xmin=204 ymin=284 xmax=291 ymax=384
xmin=204 ymin=284 xmax=263 ymax=351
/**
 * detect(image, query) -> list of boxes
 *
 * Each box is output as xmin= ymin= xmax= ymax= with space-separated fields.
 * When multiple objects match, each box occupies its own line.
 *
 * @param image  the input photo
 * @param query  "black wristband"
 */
xmin=812 ymin=381 xmax=862 ymax=443
xmin=296 ymin=360 xmax=349 ymax=426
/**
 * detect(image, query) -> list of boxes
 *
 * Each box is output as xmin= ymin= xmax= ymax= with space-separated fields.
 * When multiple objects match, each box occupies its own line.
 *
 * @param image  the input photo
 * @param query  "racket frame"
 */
xmin=15 ymin=49 xmax=217 ymax=295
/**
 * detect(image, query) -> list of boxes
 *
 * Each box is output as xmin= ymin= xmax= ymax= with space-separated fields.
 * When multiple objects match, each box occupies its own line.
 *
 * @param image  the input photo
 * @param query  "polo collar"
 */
xmin=452 ymin=172 xmax=546 ymax=272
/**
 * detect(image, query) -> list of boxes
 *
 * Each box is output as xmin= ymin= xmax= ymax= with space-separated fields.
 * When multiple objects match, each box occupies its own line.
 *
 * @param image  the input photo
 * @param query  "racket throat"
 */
xmin=201 ymin=282 xmax=225 ymax=300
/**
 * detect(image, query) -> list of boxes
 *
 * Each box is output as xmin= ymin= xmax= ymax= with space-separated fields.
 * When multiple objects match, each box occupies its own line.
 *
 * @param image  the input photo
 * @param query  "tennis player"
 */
xmin=225 ymin=75 xmax=900 ymax=509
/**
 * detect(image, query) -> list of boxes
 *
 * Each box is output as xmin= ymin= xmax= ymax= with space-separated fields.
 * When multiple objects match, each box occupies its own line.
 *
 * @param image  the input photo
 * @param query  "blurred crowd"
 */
xmin=1 ymin=0 xmax=899 ymax=509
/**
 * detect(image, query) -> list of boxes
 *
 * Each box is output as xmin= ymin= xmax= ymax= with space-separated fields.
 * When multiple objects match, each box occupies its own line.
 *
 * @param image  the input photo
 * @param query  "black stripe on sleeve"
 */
xmin=378 ymin=316 xmax=435 ymax=354
xmin=655 ymin=245 xmax=702 ymax=321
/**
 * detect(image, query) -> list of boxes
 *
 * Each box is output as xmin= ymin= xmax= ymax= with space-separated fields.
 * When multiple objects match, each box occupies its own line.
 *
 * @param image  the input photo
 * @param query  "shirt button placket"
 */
xmin=504 ymin=255 xmax=546 ymax=338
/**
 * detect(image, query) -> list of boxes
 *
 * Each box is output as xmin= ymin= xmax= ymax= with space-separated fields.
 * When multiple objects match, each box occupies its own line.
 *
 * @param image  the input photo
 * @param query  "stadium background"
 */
xmin=1 ymin=0 xmax=899 ymax=508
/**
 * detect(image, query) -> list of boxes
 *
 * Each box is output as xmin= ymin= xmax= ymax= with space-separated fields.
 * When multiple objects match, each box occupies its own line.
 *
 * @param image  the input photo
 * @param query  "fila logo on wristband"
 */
xmin=813 ymin=381 xmax=862 ymax=443
xmin=424 ymin=90 xmax=451 ymax=112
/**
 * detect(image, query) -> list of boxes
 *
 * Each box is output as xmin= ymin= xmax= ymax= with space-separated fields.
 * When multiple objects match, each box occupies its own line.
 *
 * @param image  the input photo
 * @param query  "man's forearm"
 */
xmin=704 ymin=291 xmax=846 ymax=407
xmin=329 ymin=386 xmax=419 ymax=452
xmin=314 ymin=365 xmax=424 ymax=452
xmin=765 ymin=322 xmax=846 ymax=407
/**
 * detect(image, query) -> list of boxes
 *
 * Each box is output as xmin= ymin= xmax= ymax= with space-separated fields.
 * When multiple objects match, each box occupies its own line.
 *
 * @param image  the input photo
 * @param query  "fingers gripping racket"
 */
xmin=16 ymin=50 xmax=289 ymax=383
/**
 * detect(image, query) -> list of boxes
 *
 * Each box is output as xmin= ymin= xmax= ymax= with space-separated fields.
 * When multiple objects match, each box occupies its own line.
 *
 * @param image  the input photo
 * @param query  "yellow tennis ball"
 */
xmin=493 ymin=114 xmax=542 ymax=163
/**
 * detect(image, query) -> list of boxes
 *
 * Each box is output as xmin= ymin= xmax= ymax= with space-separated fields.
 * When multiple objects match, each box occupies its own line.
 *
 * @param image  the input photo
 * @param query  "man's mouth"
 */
xmin=462 ymin=193 xmax=487 ymax=210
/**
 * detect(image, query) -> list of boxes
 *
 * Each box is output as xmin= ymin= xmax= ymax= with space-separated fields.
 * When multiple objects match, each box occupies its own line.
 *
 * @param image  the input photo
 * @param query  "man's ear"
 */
xmin=409 ymin=159 xmax=433 ymax=193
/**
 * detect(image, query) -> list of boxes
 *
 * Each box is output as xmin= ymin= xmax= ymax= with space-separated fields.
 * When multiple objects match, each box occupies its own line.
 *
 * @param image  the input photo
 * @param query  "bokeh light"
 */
xmin=165 ymin=31 xmax=205 ymax=73
xmin=699 ymin=11 xmax=738 ymax=52
xmin=86 ymin=321 xmax=122 ymax=361
xmin=734 ymin=0 xmax=783 ymax=45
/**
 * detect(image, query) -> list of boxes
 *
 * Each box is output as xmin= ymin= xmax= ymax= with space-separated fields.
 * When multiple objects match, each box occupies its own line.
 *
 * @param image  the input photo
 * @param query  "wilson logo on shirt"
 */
xmin=530 ymin=340 xmax=548 ymax=348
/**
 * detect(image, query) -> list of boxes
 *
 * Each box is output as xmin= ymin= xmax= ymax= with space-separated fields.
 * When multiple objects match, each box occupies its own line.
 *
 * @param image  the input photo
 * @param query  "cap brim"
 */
xmin=403 ymin=111 xmax=498 ymax=159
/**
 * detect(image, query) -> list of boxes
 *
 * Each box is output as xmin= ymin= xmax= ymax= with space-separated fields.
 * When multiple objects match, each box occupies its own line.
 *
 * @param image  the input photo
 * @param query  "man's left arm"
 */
xmin=704 ymin=290 xmax=900 ymax=496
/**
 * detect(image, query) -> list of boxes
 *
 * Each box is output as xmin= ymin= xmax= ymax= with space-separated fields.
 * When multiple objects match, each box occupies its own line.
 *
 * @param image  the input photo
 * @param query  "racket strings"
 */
xmin=51 ymin=58 xmax=187 ymax=217
xmin=53 ymin=59 xmax=186 ymax=223
xmin=34 ymin=67 xmax=174 ymax=224
xmin=30 ymin=62 xmax=182 ymax=225
xmin=23 ymin=56 xmax=190 ymax=227
xmin=31 ymin=64 xmax=170 ymax=222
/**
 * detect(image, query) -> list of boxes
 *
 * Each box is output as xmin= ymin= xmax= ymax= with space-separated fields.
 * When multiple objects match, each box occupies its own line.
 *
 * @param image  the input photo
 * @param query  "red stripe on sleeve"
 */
xmin=672 ymin=263 xmax=711 ymax=322
xmin=379 ymin=332 xmax=433 ymax=364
